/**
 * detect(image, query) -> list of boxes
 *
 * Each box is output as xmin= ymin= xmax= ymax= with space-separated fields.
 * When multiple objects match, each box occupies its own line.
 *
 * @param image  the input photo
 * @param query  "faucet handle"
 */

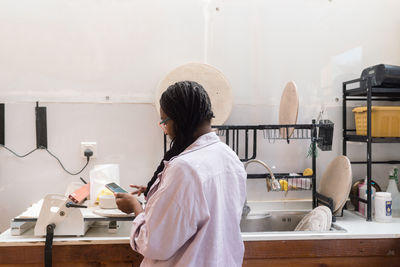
xmin=270 ymin=179 xmax=281 ymax=191
xmin=242 ymin=200 xmax=251 ymax=218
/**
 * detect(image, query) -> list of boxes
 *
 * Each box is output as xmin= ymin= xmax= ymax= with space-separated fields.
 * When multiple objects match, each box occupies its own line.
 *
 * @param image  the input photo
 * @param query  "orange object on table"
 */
xmin=69 ymin=183 xmax=90 ymax=203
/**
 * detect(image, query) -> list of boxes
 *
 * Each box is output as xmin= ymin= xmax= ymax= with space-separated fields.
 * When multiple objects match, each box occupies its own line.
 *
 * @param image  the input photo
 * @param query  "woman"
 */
xmin=115 ymin=81 xmax=246 ymax=267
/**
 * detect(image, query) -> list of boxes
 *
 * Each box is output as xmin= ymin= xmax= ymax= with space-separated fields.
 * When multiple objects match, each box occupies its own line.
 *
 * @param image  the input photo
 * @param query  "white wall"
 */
xmin=0 ymin=0 xmax=206 ymax=102
xmin=1 ymin=0 xmax=400 ymax=231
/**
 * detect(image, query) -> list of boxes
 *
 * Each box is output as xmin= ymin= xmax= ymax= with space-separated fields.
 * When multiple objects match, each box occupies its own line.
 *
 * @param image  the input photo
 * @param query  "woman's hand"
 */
xmin=130 ymin=184 xmax=147 ymax=196
xmin=115 ymin=193 xmax=144 ymax=215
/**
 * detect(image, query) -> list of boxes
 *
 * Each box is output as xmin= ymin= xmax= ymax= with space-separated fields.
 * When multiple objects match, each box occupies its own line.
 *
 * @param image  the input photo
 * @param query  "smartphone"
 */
xmin=105 ymin=182 xmax=128 ymax=194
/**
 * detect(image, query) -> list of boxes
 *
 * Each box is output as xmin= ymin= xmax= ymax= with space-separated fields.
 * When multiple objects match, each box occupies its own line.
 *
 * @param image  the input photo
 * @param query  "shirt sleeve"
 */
xmin=130 ymin=159 xmax=206 ymax=260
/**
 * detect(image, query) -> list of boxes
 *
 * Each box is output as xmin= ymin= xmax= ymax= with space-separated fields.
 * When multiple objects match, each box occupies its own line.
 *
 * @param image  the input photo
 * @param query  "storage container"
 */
xmin=374 ymin=192 xmax=392 ymax=222
xmin=352 ymin=106 xmax=400 ymax=137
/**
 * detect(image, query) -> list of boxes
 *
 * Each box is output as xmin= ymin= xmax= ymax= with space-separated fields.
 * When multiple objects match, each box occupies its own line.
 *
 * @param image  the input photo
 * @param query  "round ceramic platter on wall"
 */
xmin=279 ymin=81 xmax=299 ymax=138
xmin=155 ymin=63 xmax=233 ymax=125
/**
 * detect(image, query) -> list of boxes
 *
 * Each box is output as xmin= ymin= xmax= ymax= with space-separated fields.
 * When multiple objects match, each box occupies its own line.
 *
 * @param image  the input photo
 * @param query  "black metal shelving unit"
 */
xmin=164 ymin=120 xmax=335 ymax=212
xmin=343 ymin=77 xmax=400 ymax=221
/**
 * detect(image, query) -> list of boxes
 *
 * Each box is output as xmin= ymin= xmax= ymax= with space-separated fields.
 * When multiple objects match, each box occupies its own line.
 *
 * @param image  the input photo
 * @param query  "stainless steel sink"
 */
xmin=240 ymin=211 xmax=346 ymax=232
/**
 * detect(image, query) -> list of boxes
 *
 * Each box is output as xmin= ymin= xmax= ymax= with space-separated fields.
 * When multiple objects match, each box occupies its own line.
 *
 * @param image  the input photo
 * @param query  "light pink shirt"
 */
xmin=130 ymin=132 xmax=247 ymax=267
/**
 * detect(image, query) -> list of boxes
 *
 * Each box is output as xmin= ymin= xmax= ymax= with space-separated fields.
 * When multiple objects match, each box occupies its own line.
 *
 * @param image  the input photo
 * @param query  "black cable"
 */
xmin=0 ymin=144 xmax=39 ymax=158
xmin=80 ymin=177 xmax=88 ymax=184
xmin=0 ymin=144 xmax=91 ymax=176
xmin=43 ymin=147 xmax=90 ymax=176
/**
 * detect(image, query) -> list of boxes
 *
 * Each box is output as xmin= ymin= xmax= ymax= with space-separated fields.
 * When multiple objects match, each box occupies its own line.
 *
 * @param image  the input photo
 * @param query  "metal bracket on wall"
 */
xmin=35 ymin=102 xmax=48 ymax=149
xmin=0 ymin=103 xmax=4 ymax=145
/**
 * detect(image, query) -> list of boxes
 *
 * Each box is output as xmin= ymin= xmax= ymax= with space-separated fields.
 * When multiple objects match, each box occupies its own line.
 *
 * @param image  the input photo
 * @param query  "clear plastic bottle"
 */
xmin=364 ymin=188 xmax=375 ymax=217
xmin=393 ymin=167 xmax=399 ymax=189
xmin=386 ymin=169 xmax=400 ymax=217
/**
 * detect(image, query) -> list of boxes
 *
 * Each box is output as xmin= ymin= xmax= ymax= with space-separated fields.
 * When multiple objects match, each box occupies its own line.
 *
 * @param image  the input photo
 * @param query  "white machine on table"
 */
xmin=34 ymin=194 xmax=89 ymax=236
xmin=11 ymin=194 xmax=135 ymax=267
xmin=11 ymin=194 xmax=134 ymax=237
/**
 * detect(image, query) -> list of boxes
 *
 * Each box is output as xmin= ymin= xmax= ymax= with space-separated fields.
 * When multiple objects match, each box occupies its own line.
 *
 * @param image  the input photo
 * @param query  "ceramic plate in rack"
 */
xmin=279 ymin=81 xmax=299 ymax=138
xmin=317 ymin=155 xmax=352 ymax=214
xmin=294 ymin=206 xmax=332 ymax=231
xmin=155 ymin=63 xmax=233 ymax=125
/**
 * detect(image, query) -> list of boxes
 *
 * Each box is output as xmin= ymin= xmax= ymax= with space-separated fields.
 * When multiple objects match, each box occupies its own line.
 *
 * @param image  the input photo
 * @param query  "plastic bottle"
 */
xmin=386 ymin=169 xmax=400 ymax=217
xmin=391 ymin=166 xmax=399 ymax=189
xmin=364 ymin=188 xmax=375 ymax=217
xmin=358 ymin=178 xmax=367 ymax=215
xmin=358 ymin=177 xmax=376 ymax=216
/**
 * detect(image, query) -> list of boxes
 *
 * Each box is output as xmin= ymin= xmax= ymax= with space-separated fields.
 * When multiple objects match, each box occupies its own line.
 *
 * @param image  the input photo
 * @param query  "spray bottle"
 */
xmin=386 ymin=167 xmax=400 ymax=217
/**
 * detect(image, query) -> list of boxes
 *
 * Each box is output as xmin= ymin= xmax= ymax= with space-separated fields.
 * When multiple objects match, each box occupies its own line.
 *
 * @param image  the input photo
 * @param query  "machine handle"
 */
xmin=65 ymin=202 xmax=87 ymax=208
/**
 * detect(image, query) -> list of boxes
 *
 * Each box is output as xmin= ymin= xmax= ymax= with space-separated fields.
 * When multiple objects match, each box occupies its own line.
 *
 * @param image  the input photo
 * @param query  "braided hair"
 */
xmin=144 ymin=81 xmax=214 ymax=197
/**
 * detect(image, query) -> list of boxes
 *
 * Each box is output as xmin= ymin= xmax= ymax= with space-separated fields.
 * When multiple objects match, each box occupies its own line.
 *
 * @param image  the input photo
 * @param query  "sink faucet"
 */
xmin=244 ymin=159 xmax=281 ymax=191
xmin=242 ymin=159 xmax=281 ymax=219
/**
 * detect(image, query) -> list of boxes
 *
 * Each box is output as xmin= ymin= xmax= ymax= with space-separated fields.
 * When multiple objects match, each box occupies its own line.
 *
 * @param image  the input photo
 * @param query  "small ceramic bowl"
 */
xmin=99 ymin=195 xmax=117 ymax=209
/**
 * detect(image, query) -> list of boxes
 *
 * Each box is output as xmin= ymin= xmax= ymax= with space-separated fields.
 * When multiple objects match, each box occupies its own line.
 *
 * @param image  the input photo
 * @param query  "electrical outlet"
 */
xmin=81 ymin=142 xmax=97 ymax=159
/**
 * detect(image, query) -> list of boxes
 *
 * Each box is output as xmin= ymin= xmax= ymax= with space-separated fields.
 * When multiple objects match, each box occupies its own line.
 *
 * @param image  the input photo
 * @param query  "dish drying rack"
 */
xmin=163 ymin=120 xmax=335 ymax=213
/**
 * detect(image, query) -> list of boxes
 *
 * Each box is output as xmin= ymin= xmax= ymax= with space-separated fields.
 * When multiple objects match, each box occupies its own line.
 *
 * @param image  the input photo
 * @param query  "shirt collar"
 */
xmin=163 ymin=131 xmax=220 ymax=166
xmin=146 ymin=132 xmax=220 ymax=200
xmin=179 ymin=131 xmax=220 ymax=157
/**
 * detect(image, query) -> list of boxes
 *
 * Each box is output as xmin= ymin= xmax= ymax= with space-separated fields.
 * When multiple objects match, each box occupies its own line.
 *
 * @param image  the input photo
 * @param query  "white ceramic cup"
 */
xmin=99 ymin=195 xmax=117 ymax=209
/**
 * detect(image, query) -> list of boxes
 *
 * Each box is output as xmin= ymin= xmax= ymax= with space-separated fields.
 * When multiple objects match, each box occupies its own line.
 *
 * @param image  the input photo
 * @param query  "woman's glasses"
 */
xmin=158 ymin=117 xmax=170 ymax=134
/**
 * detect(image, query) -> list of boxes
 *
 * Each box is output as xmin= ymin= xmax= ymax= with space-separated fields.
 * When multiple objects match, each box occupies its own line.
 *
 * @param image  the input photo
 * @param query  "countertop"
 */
xmin=242 ymin=210 xmax=400 ymax=241
xmin=1 ymin=200 xmax=399 ymax=246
